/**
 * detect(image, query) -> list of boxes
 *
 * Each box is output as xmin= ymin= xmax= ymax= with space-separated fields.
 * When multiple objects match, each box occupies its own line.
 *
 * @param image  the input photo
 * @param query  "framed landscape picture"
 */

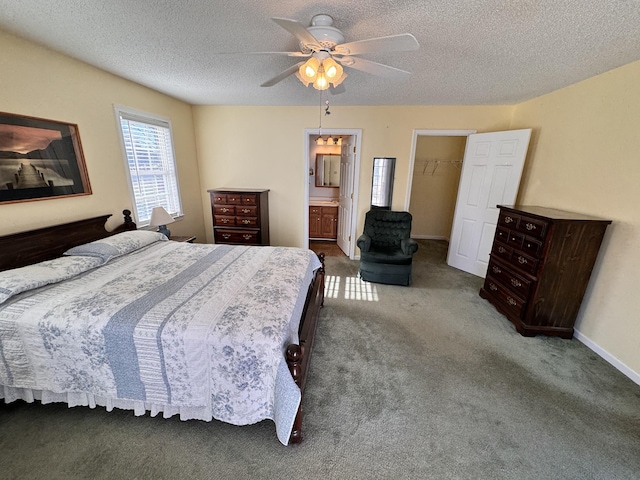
xmin=0 ymin=112 xmax=92 ymax=204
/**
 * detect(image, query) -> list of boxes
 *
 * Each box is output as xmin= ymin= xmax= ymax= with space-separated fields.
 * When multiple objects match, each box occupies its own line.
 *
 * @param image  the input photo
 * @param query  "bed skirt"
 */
xmin=1 ymin=358 xmax=301 ymax=445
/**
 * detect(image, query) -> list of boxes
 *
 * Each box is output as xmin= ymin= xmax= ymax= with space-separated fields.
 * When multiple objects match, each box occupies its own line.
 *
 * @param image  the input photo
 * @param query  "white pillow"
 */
xmin=64 ymin=230 xmax=167 ymax=263
xmin=0 ymin=255 xmax=104 ymax=304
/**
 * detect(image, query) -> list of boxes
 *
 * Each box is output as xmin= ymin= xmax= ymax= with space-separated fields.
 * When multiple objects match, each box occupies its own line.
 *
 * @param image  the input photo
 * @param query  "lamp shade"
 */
xmin=149 ymin=206 xmax=175 ymax=227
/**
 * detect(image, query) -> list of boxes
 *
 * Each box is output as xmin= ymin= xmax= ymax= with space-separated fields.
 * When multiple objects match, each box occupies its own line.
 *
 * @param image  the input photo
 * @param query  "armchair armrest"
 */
xmin=401 ymin=238 xmax=419 ymax=256
xmin=357 ymin=234 xmax=372 ymax=252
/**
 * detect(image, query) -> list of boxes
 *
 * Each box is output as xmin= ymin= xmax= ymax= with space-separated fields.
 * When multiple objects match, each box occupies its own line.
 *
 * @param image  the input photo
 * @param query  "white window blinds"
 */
xmin=115 ymin=107 xmax=183 ymax=226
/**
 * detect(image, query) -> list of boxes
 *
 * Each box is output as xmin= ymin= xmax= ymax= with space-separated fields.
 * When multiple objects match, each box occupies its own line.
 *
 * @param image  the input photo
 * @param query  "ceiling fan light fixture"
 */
xmin=299 ymin=57 xmax=320 ymax=82
xmin=313 ymin=65 xmax=330 ymax=90
xmin=330 ymin=71 xmax=347 ymax=88
xmin=322 ymin=57 xmax=343 ymax=79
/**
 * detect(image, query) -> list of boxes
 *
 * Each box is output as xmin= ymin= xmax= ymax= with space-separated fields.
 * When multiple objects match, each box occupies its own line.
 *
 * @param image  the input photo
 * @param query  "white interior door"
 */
xmin=337 ymin=137 xmax=354 ymax=255
xmin=447 ymin=129 xmax=531 ymax=277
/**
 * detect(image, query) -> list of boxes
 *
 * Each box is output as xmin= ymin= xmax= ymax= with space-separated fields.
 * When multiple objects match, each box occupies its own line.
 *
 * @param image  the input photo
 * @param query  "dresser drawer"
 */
xmin=212 ymin=194 xmax=227 ymax=204
xmin=214 ymin=228 xmax=259 ymax=244
xmin=516 ymin=216 xmax=547 ymax=240
xmin=214 ymin=205 xmax=235 ymax=215
xmin=507 ymin=231 xmax=524 ymax=249
xmin=511 ymin=250 xmax=538 ymax=276
xmin=488 ymin=259 xmax=532 ymax=299
xmin=495 ymin=226 xmax=509 ymax=244
xmin=214 ymin=215 xmax=235 ymax=226
xmin=484 ymin=276 xmax=526 ymax=317
xmin=521 ymin=237 xmax=543 ymax=257
xmin=498 ymin=211 xmax=520 ymax=229
xmin=236 ymin=205 xmax=257 ymax=216
xmin=226 ymin=194 xmax=242 ymax=204
xmin=241 ymin=194 xmax=258 ymax=205
xmin=492 ymin=242 xmax=513 ymax=262
xmin=236 ymin=216 xmax=258 ymax=227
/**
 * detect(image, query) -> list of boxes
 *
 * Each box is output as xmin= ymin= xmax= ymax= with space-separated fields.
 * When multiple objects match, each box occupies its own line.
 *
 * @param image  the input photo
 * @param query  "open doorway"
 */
xmin=304 ymin=128 xmax=362 ymax=259
xmin=404 ymin=130 xmax=475 ymax=241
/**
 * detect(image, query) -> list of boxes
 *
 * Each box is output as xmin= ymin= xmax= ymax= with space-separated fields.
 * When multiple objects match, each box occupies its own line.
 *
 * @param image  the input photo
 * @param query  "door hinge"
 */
xmin=353 ymin=146 xmax=356 ymax=153
xmin=349 ymin=235 xmax=351 ymax=241
xmin=350 ymin=193 xmax=353 ymax=199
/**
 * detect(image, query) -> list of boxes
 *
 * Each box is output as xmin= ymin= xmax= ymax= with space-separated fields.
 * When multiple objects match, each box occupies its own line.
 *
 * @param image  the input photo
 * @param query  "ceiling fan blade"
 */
xmin=335 ymin=33 xmax=419 ymax=56
xmin=272 ymin=17 xmax=319 ymax=48
xmin=241 ymin=51 xmax=310 ymax=57
xmin=340 ymin=57 xmax=411 ymax=79
xmin=260 ymin=61 xmax=304 ymax=87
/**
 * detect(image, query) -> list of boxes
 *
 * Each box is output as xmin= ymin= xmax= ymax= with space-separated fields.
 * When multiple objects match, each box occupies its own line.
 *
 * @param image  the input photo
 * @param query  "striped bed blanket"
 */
xmin=0 ymin=231 xmax=321 ymax=444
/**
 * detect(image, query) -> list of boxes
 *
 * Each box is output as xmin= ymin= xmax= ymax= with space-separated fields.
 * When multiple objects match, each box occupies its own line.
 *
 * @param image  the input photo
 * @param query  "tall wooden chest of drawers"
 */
xmin=479 ymin=205 xmax=611 ymax=338
xmin=208 ymin=188 xmax=270 ymax=246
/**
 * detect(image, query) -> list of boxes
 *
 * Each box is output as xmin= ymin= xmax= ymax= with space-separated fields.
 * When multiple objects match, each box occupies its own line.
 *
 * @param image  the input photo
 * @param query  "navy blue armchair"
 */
xmin=357 ymin=210 xmax=419 ymax=286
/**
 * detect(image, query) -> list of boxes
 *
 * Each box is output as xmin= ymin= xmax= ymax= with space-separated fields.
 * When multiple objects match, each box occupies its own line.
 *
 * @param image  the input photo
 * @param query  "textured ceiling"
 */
xmin=2 ymin=1 xmax=640 ymax=106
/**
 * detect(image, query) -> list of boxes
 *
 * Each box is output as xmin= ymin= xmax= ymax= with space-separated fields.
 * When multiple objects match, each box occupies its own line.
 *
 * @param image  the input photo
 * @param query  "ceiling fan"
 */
xmin=257 ymin=14 xmax=420 ymax=90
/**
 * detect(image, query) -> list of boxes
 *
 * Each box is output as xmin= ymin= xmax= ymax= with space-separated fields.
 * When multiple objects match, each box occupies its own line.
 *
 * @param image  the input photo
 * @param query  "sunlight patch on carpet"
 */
xmin=325 ymin=275 xmax=379 ymax=301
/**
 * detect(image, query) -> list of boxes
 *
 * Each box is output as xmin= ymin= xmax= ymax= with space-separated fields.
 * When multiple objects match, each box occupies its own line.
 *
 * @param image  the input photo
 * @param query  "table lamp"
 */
xmin=149 ymin=206 xmax=175 ymax=238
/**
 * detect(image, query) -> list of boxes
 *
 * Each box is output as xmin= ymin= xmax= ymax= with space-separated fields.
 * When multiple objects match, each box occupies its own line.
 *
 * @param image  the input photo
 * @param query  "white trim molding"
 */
xmin=573 ymin=328 xmax=640 ymax=386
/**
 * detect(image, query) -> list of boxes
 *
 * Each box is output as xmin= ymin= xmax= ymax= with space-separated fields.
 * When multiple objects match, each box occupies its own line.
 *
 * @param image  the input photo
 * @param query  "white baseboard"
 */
xmin=573 ymin=329 xmax=640 ymax=386
xmin=412 ymin=235 xmax=449 ymax=241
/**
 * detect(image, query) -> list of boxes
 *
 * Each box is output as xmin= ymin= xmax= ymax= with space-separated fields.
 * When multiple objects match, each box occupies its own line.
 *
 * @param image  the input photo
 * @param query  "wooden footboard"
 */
xmin=286 ymin=253 xmax=325 ymax=444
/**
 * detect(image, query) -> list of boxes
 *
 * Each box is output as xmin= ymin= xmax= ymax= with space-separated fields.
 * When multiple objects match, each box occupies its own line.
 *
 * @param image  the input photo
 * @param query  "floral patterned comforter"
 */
xmin=0 ymin=235 xmax=321 ymax=444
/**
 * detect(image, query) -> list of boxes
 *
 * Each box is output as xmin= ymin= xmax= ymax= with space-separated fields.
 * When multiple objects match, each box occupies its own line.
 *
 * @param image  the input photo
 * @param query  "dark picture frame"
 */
xmin=0 ymin=111 xmax=92 ymax=204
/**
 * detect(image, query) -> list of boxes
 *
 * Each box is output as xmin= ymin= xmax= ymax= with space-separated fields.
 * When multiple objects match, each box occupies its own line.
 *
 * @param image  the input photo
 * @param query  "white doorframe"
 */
xmin=404 ymin=129 xmax=477 ymax=211
xmin=304 ymin=128 xmax=362 ymax=259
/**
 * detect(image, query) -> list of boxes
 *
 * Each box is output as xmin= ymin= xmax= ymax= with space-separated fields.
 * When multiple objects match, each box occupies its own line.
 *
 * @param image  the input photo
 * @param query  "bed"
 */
xmin=0 ymin=210 xmax=325 ymax=445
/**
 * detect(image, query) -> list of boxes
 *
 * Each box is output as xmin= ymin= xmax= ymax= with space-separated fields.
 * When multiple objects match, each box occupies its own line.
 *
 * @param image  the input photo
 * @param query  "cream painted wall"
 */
xmin=193 ymin=105 xmax=512 ymax=247
xmin=409 ymin=136 xmax=466 ymax=238
xmin=0 ymin=30 xmax=204 ymax=240
xmin=511 ymin=60 xmax=640 ymax=378
xmin=4 ymin=26 xmax=637 ymax=383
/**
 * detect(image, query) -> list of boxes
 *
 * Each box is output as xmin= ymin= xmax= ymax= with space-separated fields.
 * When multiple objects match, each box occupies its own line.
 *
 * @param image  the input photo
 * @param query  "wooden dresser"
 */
xmin=480 ymin=205 xmax=611 ymax=338
xmin=208 ymin=188 xmax=269 ymax=246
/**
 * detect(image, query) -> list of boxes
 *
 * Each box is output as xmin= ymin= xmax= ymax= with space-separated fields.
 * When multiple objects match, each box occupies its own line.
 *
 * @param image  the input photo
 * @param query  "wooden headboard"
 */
xmin=0 ymin=210 xmax=136 ymax=272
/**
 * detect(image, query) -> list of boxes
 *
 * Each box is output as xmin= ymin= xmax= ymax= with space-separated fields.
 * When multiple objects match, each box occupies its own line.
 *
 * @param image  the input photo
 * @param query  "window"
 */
xmin=114 ymin=106 xmax=183 ymax=226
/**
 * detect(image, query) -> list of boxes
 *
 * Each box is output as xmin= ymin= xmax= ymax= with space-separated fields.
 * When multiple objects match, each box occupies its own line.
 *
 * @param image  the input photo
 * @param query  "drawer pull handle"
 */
xmin=221 ymin=218 xmax=229 ymax=223
xmin=498 ymin=246 xmax=506 ymax=254
xmin=518 ymin=256 xmax=528 ymax=265
xmin=511 ymin=278 xmax=522 ymax=287
xmin=243 ymin=234 xmax=253 ymax=240
xmin=222 ymin=234 xmax=231 ymax=239
xmin=507 ymin=297 xmax=517 ymax=306
xmin=245 ymin=199 xmax=252 ymax=202
xmin=242 ymin=219 xmax=251 ymax=224
xmin=221 ymin=208 xmax=229 ymax=213
xmin=242 ymin=209 xmax=250 ymax=213
xmin=489 ymin=283 xmax=498 ymax=291
xmin=504 ymin=216 xmax=514 ymax=224
xmin=492 ymin=266 xmax=502 ymax=274
xmin=525 ymin=223 xmax=536 ymax=231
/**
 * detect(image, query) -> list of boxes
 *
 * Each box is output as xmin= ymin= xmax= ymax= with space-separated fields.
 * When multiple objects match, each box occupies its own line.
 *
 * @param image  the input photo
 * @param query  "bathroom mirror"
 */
xmin=315 ymin=154 xmax=341 ymax=187
xmin=371 ymin=157 xmax=396 ymax=209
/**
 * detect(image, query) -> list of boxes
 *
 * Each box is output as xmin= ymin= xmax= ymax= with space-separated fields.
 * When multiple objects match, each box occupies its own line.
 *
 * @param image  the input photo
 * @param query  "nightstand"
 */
xmin=170 ymin=235 xmax=196 ymax=243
